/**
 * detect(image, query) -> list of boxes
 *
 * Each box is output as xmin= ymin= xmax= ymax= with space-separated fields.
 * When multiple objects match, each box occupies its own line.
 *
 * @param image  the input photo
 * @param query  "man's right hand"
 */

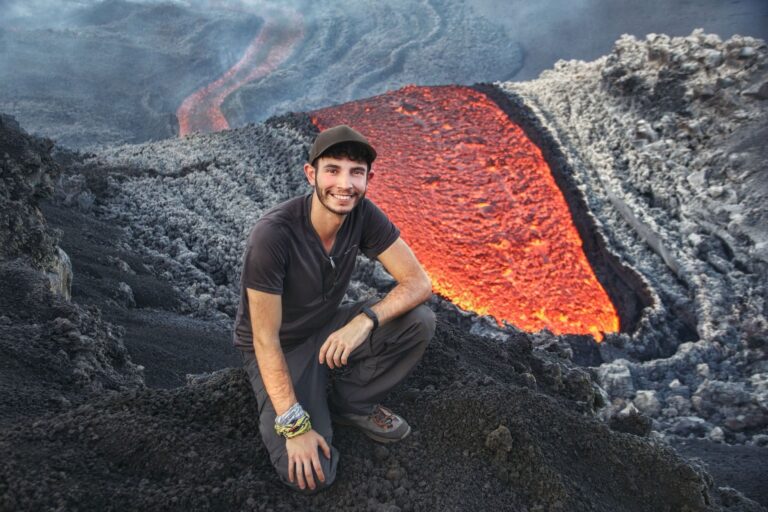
xmin=286 ymin=429 xmax=331 ymax=490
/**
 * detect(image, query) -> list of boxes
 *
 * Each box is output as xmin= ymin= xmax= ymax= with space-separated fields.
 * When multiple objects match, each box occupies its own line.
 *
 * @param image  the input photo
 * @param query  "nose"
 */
xmin=337 ymin=170 xmax=352 ymax=189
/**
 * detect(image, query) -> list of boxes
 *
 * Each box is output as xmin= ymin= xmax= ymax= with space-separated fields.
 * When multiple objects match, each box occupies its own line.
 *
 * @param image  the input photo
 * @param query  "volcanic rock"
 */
xmin=634 ymin=389 xmax=663 ymax=416
xmin=503 ymin=30 xmax=768 ymax=443
xmin=0 ymin=115 xmax=144 ymax=424
xmin=609 ymin=403 xmax=652 ymax=437
xmin=1 ymin=28 xmax=767 ymax=510
xmin=0 ymin=114 xmax=60 ymax=272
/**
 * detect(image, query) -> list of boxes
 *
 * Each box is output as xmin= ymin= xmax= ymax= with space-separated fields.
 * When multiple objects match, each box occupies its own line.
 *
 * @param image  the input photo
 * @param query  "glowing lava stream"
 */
xmin=312 ymin=85 xmax=619 ymax=340
xmin=176 ymin=9 xmax=303 ymax=136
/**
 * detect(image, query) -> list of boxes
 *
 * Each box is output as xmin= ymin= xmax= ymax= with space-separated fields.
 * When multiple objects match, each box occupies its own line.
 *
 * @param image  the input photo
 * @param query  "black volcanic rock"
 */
xmin=0 ymin=323 xmax=757 ymax=511
xmin=0 ymin=114 xmax=60 ymax=270
xmin=0 ymin=114 xmax=143 ymax=425
xmin=2 ymin=111 xmax=763 ymax=509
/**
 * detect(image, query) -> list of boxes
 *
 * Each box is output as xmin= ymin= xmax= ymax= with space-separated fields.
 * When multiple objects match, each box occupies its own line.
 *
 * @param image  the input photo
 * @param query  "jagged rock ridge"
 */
xmin=502 ymin=31 xmax=768 ymax=444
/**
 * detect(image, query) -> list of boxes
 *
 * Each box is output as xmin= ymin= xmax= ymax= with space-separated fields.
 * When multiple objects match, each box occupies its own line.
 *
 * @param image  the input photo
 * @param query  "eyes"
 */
xmin=323 ymin=167 xmax=366 ymax=176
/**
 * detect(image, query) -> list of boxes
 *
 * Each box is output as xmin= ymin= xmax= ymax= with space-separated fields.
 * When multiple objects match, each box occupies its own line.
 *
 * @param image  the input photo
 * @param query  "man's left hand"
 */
xmin=319 ymin=314 xmax=373 ymax=369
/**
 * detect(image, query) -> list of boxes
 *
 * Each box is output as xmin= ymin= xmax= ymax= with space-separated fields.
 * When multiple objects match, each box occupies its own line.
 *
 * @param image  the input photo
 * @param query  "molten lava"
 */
xmin=177 ymin=9 xmax=302 ymax=136
xmin=312 ymin=85 xmax=619 ymax=340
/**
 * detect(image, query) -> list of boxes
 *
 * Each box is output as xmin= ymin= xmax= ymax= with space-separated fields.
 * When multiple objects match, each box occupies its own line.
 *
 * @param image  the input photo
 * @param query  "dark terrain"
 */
xmin=1 ymin=99 xmax=766 ymax=511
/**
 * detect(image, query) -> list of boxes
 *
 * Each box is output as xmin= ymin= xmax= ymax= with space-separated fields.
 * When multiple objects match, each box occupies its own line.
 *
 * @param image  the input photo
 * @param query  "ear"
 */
xmin=304 ymin=162 xmax=316 ymax=186
xmin=367 ymin=169 xmax=374 ymax=182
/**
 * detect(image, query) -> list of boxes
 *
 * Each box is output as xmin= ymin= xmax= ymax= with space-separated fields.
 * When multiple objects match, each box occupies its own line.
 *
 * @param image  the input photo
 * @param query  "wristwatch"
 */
xmin=361 ymin=306 xmax=379 ymax=331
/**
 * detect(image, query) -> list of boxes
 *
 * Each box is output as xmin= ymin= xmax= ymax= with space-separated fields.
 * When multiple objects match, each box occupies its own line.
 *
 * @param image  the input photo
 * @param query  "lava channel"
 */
xmin=312 ymin=85 xmax=619 ymax=340
xmin=176 ymin=9 xmax=303 ymax=137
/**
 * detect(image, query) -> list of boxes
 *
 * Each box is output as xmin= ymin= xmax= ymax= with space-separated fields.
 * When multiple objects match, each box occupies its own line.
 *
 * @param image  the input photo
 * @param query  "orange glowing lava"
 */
xmin=177 ymin=9 xmax=303 ymax=136
xmin=312 ymin=85 xmax=619 ymax=340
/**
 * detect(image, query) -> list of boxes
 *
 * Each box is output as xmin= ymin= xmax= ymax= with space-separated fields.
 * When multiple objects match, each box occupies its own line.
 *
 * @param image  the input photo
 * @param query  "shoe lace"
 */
xmin=370 ymin=405 xmax=395 ymax=428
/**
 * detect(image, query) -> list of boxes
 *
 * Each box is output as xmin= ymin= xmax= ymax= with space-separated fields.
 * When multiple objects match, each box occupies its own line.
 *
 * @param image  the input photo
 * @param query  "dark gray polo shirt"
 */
xmin=233 ymin=193 xmax=400 ymax=352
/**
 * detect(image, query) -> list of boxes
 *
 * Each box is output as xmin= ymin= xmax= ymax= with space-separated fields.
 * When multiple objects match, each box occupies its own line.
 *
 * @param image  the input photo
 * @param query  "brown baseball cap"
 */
xmin=308 ymin=124 xmax=377 ymax=165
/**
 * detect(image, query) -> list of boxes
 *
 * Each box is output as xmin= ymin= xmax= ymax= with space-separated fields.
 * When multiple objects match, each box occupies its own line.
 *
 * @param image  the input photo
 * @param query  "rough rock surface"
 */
xmin=1 ymin=31 xmax=767 ymax=510
xmin=69 ymin=115 xmax=314 ymax=322
xmin=0 ymin=116 xmax=144 ymax=424
xmin=2 ymin=323 xmax=760 ymax=512
xmin=502 ymin=31 xmax=768 ymax=444
xmin=0 ymin=114 xmax=61 ymax=272
xmin=38 ymin=200 xmax=242 ymax=389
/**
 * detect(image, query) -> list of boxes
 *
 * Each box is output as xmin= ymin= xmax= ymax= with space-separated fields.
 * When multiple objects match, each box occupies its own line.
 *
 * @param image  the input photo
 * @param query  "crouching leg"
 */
xmin=240 ymin=347 xmax=339 ymax=494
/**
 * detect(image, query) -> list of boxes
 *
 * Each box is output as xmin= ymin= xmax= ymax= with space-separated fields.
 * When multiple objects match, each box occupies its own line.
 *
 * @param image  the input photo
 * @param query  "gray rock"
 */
xmin=609 ymin=403 xmax=652 ymax=437
xmin=371 ymin=262 xmax=396 ymax=288
xmin=598 ymin=360 xmax=635 ymax=398
xmin=699 ymin=49 xmax=724 ymax=69
xmin=485 ymin=425 xmax=513 ymax=462
xmin=738 ymin=46 xmax=756 ymax=59
xmin=46 ymin=248 xmax=72 ymax=301
xmin=670 ymin=416 xmax=710 ymax=436
xmin=694 ymin=380 xmax=752 ymax=410
xmin=666 ymin=395 xmax=692 ymax=415
xmin=707 ymin=426 xmax=725 ymax=442
xmin=114 ymin=281 xmax=136 ymax=308
xmin=633 ymin=390 xmax=662 ymax=416
xmin=743 ymin=81 xmax=768 ymax=100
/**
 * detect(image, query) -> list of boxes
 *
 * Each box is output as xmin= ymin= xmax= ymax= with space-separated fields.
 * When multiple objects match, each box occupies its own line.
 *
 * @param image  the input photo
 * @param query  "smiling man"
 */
xmin=234 ymin=125 xmax=435 ymax=493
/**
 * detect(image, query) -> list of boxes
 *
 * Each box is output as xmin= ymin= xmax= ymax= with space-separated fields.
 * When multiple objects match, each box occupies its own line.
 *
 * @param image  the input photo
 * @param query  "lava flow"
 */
xmin=312 ymin=85 xmax=619 ymax=340
xmin=176 ymin=9 xmax=303 ymax=136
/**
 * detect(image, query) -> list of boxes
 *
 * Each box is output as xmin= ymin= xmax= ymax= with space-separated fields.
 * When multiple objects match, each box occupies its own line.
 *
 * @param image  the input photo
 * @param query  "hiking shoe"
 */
xmin=332 ymin=405 xmax=411 ymax=443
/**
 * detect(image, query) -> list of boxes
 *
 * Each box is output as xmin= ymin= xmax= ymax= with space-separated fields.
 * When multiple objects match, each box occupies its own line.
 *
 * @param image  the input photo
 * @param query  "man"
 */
xmin=233 ymin=124 xmax=435 ymax=493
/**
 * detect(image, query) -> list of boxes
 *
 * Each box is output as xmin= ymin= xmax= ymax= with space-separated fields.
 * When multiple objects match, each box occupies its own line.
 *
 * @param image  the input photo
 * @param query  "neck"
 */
xmin=310 ymin=192 xmax=346 ymax=250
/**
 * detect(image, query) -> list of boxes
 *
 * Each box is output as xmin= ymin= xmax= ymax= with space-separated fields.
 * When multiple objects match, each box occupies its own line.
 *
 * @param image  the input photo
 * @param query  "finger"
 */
xmin=312 ymin=452 xmax=325 ymax=483
xmin=333 ymin=345 xmax=344 ymax=367
xmin=288 ymin=457 xmax=295 ymax=483
xmin=340 ymin=346 xmax=351 ymax=366
xmin=319 ymin=436 xmax=331 ymax=459
xmin=327 ymin=343 xmax=339 ymax=369
xmin=295 ymin=459 xmax=306 ymax=489
xmin=318 ymin=339 xmax=329 ymax=364
xmin=303 ymin=458 xmax=316 ymax=490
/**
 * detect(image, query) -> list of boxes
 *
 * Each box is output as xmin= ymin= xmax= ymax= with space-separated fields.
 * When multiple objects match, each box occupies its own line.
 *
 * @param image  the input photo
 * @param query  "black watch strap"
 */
xmin=361 ymin=306 xmax=379 ymax=331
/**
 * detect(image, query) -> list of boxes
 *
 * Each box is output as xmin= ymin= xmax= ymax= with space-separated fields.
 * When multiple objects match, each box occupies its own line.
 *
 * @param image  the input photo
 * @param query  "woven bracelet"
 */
xmin=274 ymin=412 xmax=312 ymax=439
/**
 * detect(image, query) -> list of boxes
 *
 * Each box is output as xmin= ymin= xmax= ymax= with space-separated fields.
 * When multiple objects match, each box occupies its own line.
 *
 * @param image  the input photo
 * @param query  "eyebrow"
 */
xmin=321 ymin=164 xmax=367 ymax=171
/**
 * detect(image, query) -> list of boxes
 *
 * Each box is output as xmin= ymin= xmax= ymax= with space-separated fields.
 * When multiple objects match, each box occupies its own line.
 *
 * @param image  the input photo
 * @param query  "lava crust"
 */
xmin=1 ymin=29 xmax=767 ymax=511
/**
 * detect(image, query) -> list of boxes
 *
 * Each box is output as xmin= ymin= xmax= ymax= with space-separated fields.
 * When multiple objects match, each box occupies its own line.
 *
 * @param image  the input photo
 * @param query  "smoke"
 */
xmin=0 ymin=0 xmax=765 ymax=148
xmin=466 ymin=0 xmax=768 ymax=79
xmin=0 ymin=0 xmax=265 ymax=147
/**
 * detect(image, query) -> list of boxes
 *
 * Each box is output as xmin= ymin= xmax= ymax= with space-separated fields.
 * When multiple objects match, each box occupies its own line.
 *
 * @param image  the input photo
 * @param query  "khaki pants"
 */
xmin=240 ymin=300 xmax=435 ymax=494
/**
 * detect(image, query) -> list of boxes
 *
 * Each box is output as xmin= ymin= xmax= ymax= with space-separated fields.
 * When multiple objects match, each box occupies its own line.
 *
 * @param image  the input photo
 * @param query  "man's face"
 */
xmin=305 ymin=155 xmax=372 ymax=216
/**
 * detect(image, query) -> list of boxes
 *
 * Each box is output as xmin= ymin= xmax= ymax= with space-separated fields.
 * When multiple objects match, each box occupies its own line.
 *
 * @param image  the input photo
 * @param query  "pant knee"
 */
xmin=275 ymin=445 xmax=339 ymax=494
xmin=410 ymin=304 xmax=436 ymax=341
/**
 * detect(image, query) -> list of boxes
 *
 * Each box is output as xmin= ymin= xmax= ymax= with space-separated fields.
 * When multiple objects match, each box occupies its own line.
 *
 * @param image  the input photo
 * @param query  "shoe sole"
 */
xmin=331 ymin=414 xmax=412 ymax=444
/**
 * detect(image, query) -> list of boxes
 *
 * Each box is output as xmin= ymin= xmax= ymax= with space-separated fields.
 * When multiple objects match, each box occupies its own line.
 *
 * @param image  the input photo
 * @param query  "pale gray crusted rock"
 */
xmin=502 ymin=30 xmax=768 ymax=442
xmin=634 ymin=389 xmax=662 ymax=416
xmin=598 ymin=360 xmax=635 ymax=398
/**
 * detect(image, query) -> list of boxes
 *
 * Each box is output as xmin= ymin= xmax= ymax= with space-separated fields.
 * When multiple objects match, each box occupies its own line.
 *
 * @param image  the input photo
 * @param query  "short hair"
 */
xmin=311 ymin=141 xmax=375 ymax=171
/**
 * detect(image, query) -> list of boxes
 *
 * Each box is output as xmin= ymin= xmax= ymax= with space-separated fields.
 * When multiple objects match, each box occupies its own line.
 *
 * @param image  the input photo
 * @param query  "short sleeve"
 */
xmin=240 ymin=220 xmax=287 ymax=294
xmin=360 ymin=199 xmax=400 ymax=259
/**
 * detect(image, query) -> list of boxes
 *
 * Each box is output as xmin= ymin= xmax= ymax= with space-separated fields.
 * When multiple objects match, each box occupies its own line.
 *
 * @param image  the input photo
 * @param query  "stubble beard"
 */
xmin=314 ymin=184 xmax=367 ymax=216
